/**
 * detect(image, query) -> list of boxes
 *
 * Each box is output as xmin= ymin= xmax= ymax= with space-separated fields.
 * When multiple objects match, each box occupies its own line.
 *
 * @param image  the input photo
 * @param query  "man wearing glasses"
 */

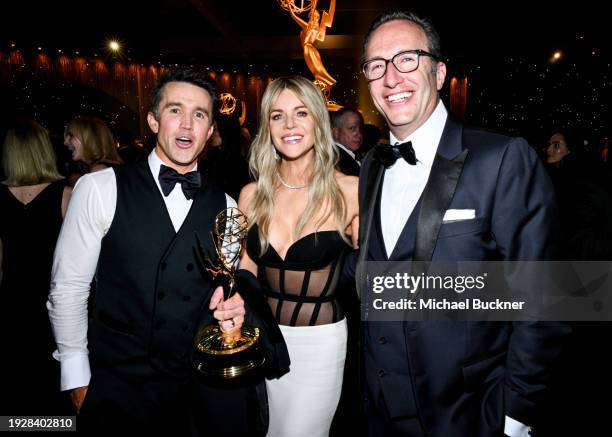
xmin=353 ymin=10 xmax=570 ymax=437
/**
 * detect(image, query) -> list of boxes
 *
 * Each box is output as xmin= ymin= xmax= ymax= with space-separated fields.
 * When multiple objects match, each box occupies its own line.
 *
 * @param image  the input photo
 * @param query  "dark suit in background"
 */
xmin=335 ymin=143 xmax=361 ymax=176
xmin=331 ymin=107 xmax=364 ymax=177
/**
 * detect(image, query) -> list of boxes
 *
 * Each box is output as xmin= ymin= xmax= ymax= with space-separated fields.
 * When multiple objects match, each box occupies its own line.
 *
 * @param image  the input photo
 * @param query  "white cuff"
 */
xmin=504 ymin=415 xmax=531 ymax=437
xmin=58 ymin=353 xmax=91 ymax=391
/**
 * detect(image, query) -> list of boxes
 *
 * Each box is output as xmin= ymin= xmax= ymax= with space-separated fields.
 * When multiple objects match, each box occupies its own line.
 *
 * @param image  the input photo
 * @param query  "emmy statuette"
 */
xmin=193 ymin=207 xmax=264 ymax=379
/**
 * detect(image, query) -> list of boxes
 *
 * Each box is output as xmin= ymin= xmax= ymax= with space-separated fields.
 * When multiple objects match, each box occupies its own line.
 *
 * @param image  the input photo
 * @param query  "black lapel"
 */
xmin=336 ymin=144 xmax=360 ymax=176
xmin=372 ymin=177 xmax=389 ymax=261
xmin=356 ymin=156 xmax=384 ymax=300
xmin=404 ymin=118 xmax=468 ymax=321
xmin=413 ymin=149 xmax=468 ymax=262
xmin=413 ymin=117 xmax=467 ymax=263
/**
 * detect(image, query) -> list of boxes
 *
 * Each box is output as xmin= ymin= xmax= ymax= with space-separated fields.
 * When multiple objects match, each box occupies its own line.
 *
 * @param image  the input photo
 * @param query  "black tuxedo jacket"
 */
xmin=353 ymin=117 xmax=570 ymax=436
xmin=335 ymin=143 xmax=361 ymax=176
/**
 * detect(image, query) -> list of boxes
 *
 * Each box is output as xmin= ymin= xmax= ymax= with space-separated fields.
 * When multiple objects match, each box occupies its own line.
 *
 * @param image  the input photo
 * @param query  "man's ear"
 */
xmin=147 ymin=112 xmax=159 ymax=134
xmin=205 ymin=121 xmax=215 ymax=142
xmin=436 ymin=61 xmax=447 ymax=91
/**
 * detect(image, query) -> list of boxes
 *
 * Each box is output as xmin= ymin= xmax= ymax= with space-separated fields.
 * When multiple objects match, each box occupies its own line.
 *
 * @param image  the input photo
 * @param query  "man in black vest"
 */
xmin=352 ymin=10 xmax=570 ymax=437
xmin=48 ymin=69 xmax=255 ymax=435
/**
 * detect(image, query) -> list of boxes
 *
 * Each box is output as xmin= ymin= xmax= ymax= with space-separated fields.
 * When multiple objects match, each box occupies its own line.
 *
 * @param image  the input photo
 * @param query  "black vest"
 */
xmin=364 ymin=172 xmax=422 ymax=419
xmin=88 ymin=161 xmax=226 ymax=379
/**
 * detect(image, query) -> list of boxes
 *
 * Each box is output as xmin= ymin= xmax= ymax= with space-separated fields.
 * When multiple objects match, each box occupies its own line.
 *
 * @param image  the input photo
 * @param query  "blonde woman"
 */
xmin=0 ymin=120 xmax=71 ymax=414
xmin=238 ymin=76 xmax=359 ymax=437
xmin=64 ymin=116 xmax=122 ymax=182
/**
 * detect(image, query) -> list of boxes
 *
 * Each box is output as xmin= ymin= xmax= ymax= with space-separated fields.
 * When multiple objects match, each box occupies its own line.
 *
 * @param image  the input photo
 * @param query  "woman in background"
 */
xmin=64 ymin=116 xmax=122 ymax=184
xmin=0 ymin=120 xmax=72 ymax=414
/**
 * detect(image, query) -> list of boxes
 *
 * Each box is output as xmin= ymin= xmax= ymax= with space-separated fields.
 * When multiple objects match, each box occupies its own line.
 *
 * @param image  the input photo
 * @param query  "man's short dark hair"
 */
xmin=330 ymin=107 xmax=364 ymax=130
xmin=149 ymin=68 xmax=218 ymax=121
xmin=362 ymin=10 xmax=442 ymax=63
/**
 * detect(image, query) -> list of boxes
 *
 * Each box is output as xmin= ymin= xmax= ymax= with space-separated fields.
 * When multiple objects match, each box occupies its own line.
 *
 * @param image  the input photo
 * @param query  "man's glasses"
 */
xmin=361 ymin=49 xmax=439 ymax=81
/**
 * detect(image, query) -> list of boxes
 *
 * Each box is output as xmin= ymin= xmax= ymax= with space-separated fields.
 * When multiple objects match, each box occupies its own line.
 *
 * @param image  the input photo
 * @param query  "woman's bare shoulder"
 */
xmin=335 ymin=171 xmax=358 ymax=193
xmin=238 ymin=182 xmax=257 ymax=208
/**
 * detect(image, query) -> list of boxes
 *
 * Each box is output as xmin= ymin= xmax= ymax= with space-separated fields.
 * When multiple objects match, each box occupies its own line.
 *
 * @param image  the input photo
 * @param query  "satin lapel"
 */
xmin=356 ymin=159 xmax=385 ymax=300
xmin=372 ymin=179 xmax=389 ymax=261
xmin=413 ymin=149 xmax=468 ymax=263
xmin=406 ymin=118 xmax=468 ymax=317
xmin=402 ymin=149 xmax=467 ymax=325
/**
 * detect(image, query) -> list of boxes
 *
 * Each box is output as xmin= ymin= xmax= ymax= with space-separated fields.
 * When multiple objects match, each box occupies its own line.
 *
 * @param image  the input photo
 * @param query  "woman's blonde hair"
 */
xmin=2 ymin=120 xmax=63 ymax=186
xmin=64 ymin=116 xmax=122 ymax=167
xmin=247 ymin=75 xmax=347 ymax=253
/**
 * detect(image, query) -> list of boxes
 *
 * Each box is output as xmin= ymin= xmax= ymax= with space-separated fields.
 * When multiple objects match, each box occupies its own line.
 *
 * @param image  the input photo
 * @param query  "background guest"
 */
xmin=331 ymin=107 xmax=363 ymax=175
xmin=200 ymin=113 xmax=251 ymax=200
xmin=63 ymin=116 xmax=123 ymax=185
xmin=0 ymin=119 xmax=72 ymax=415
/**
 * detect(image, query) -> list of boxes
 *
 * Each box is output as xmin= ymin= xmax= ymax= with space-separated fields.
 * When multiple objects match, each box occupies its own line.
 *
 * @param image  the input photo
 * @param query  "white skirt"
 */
xmin=265 ymin=318 xmax=348 ymax=437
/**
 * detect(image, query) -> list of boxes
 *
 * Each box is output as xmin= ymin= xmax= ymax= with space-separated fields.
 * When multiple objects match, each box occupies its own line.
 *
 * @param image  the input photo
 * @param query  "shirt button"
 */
xmin=378 ymin=369 xmax=386 ymax=378
xmin=183 ymin=295 xmax=191 ymax=302
xmin=160 ymin=262 xmax=167 ymax=271
xmin=186 ymin=263 xmax=194 ymax=272
xmin=378 ymin=336 xmax=387 ymax=344
xmin=154 ymin=321 xmax=164 ymax=330
xmin=182 ymin=325 xmax=188 ymax=332
xmin=158 ymin=292 xmax=165 ymax=301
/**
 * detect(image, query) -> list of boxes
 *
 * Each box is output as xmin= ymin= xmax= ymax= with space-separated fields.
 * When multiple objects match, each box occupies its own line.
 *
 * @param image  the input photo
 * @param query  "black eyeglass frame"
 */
xmin=361 ymin=49 xmax=439 ymax=81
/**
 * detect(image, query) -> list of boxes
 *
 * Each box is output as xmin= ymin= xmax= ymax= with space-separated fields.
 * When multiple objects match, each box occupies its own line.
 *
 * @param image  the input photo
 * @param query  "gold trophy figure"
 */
xmin=280 ymin=0 xmax=337 ymax=97
xmin=193 ymin=207 xmax=264 ymax=379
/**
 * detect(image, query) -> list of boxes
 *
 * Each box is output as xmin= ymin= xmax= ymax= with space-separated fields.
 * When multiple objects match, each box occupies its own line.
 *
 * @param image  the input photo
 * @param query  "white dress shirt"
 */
xmin=380 ymin=100 xmax=447 ymax=257
xmin=378 ymin=102 xmax=531 ymax=437
xmin=47 ymin=150 xmax=235 ymax=391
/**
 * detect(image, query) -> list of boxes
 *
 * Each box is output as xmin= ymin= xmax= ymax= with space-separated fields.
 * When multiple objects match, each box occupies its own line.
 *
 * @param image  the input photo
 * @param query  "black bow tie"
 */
xmin=374 ymin=142 xmax=417 ymax=168
xmin=158 ymin=164 xmax=201 ymax=200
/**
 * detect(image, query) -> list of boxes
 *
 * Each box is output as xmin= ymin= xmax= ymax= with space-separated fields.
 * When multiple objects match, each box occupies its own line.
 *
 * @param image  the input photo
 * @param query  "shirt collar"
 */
xmin=335 ymin=142 xmax=356 ymax=160
xmin=148 ymin=148 xmax=198 ymax=179
xmin=389 ymin=100 xmax=448 ymax=169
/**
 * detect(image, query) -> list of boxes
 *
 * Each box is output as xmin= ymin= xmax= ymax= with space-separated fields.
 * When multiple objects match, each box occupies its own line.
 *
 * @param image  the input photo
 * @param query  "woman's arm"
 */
xmin=237 ymin=182 xmax=258 ymax=275
xmin=61 ymin=186 xmax=73 ymax=218
xmin=338 ymin=173 xmax=360 ymax=249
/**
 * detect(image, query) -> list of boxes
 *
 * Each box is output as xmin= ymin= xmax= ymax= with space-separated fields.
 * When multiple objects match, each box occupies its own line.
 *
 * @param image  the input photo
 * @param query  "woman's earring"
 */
xmin=273 ymin=146 xmax=280 ymax=160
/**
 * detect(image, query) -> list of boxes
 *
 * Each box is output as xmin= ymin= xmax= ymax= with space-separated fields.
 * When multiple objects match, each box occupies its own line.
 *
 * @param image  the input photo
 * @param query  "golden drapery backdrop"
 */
xmin=450 ymin=76 xmax=468 ymax=121
xmin=0 ymin=50 xmax=271 ymax=136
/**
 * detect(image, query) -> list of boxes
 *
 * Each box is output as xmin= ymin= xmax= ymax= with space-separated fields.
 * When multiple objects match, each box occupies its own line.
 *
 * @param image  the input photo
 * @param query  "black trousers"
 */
xmin=78 ymin=364 xmax=256 ymax=436
xmin=365 ymin=392 xmax=425 ymax=437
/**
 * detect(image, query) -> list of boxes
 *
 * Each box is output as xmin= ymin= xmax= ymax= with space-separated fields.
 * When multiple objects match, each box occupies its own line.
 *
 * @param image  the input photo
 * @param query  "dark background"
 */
xmin=1 ymin=0 xmax=610 ymax=148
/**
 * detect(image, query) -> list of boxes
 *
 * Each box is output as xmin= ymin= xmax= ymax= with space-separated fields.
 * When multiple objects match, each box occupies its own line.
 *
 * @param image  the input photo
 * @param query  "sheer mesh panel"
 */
xmin=260 ymin=258 xmax=345 ymax=326
xmin=249 ymin=227 xmax=349 ymax=327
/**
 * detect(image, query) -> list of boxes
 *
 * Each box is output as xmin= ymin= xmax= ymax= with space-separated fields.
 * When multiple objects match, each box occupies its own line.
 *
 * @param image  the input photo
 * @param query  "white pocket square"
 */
xmin=443 ymin=209 xmax=475 ymax=222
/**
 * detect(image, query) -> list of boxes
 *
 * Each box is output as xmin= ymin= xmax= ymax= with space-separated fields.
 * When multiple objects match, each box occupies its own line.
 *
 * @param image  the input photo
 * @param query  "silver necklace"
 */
xmin=276 ymin=171 xmax=308 ymax=189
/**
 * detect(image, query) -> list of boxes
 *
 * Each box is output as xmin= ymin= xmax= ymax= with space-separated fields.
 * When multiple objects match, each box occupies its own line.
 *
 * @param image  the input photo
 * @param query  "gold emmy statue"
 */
xmin=193 ymin=207 xmax=264 ymax=379
xmin=279 ymin=0 xmax=339 ymax=105
xmin=218 ymin=92 xmax=237 ymax=115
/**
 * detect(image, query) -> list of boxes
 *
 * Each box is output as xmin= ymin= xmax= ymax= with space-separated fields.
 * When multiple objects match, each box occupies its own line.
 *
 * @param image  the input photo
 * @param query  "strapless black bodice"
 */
xmin=246 ymin=224 xmax=350 ymax=326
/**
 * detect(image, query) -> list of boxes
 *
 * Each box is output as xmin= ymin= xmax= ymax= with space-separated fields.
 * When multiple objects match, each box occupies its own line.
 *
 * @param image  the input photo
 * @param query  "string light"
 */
xmin=1 ymin=36 xmax=609 ymax=141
